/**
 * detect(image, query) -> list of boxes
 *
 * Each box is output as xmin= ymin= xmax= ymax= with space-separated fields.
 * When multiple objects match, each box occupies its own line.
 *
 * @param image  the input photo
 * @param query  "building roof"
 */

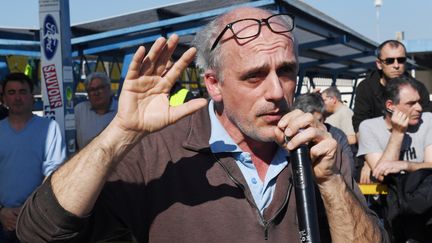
xmin=0 ymin=0 xmax=382 ymax=80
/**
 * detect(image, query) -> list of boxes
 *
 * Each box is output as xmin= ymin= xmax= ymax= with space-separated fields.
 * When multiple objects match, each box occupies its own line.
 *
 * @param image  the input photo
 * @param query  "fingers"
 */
xmin=309 ymin=137 xmax=337 ymax=182
xmin=140 ymin=37 xmax=174 ymax=76
xmin=360 ymin=173 xmax=369 ymax=184
xmin=278 ymin=109 xmax=327 ymax=150
xmin=274 ymin=125 xmax=286 ymax=146
xmin=372 ymin=161 xmax=402 ymax=179
xmin=360 ymin=175 xmax=371 ymax=184
xmin=375 ymin=167 xmax=395 ymax=178
xmin=394 ymin=110 xmax=408 ymax=122
xmin=286 ymin=126 xmax=323 ymax=150
xmin=125 ymin=35 xmax=179 ymax=82
xmin=277 ymin=109 xmax=311 ymax=145
xmin=0 ymin=208 xmax=18 ymax=231
xmin=4 ymin=221 xmax=16 ymax=231
xmin=155 ymin=34 xmax=179 ymax=76
xmin=372 ymin=168 xmax=386 ymax=180
xmin=391 ymin=109 xmax=409 ymax=130
xmin=163 ymin=47 xmax=197 ymax=90
xmin=169 ymin=98 xmax=208 ymax=123
xmin=122 ymin=35 xmax=193 ymax=95
xmin=360 ymin=164 xmax=372 ymax=184
xmin=372 ymin=163 xmax=385 ymax=179
xmin=277 ymin=109 xmax=337 ymax=182
xmin=309 ymin=135 xmax=337 ymax=162
xmin=125 ymin=46 xmax=146 ymax=81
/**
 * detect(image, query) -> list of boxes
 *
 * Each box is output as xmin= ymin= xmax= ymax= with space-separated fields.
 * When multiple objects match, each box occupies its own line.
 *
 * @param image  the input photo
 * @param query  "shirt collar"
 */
xmin=208 ymin=100 xmax=242 ymax=153
xmin=208 ymin=100 xmax=289 ymax=158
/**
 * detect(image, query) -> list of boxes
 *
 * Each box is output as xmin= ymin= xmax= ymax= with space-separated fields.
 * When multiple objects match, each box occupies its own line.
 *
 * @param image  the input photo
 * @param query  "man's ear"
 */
xmin=204 ymin=70 xmax=222 ymax=102
xmin=376 ymin=58 xmax=383 ymax=71
xmin=385 ymin=100 xmax=394 ymax=113
xmin=331 ymin=96 xmax=337 ymax=105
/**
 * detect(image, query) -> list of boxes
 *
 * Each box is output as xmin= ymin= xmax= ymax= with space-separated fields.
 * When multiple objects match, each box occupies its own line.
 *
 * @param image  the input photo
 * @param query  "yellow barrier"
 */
xmin=359 ymin=183 xmax=388 ymax=195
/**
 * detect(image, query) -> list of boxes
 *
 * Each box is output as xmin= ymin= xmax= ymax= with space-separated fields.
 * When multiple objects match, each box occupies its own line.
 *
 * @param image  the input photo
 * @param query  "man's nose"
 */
xmin=393 ymin=60 xmax=403 ymax=68
xmin=14 ymin=94 xmax=23 ymax=101
xmin=264 ymin=73 xmax=284 ymax=101
xmin=414 ymin=102 xmax=423 ymax=112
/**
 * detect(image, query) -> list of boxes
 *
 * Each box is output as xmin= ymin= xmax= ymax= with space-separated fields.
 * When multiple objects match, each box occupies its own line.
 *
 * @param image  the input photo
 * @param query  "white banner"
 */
xmin=39 ymin=0 xmax=76 ymax=155
xmin=40 ymin=7 xmax=64 ymax=121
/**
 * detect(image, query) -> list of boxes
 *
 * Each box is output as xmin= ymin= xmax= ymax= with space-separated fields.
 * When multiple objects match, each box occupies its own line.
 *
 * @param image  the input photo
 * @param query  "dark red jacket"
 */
xmin=17 ymin=106 xmax=385 ymax=242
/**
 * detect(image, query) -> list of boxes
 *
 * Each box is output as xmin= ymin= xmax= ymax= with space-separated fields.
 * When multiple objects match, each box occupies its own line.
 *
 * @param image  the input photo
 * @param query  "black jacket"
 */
xmin=385 ymin=169 xmax=432 ymax=242
xmin=352 ymin=70 xmax=432 ymax=132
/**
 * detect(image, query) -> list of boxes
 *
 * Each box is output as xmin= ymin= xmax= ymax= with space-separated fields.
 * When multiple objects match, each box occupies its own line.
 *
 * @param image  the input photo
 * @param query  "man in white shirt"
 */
xmin=322 ymin=86 xmax=356 ymax=145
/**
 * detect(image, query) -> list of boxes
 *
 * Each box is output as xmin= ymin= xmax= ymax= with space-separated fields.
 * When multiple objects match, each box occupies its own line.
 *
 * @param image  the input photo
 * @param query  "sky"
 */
xmin=1 ymin=0 xmax=432 ymax=43
xmin=302 ymin=0 xmax=432 ymax=42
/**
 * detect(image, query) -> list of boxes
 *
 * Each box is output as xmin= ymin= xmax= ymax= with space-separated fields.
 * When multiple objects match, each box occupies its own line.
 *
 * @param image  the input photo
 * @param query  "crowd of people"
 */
xmin=0 ymin=5 xmax=431 ymax=243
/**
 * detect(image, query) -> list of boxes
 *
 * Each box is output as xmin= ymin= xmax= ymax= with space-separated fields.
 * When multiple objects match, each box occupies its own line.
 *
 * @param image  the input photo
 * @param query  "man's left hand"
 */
xmin=373 ymin=160 xmax=408 ymax=181
xmin=0 ymin=207 xmax=20 ymax=231
xmin=275 ymin=109 xmax=338 ymax=183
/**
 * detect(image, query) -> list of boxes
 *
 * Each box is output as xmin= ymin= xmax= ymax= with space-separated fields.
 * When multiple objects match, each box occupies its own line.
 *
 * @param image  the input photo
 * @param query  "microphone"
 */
xmin=290 ymin=143 xmax=321 ymax=243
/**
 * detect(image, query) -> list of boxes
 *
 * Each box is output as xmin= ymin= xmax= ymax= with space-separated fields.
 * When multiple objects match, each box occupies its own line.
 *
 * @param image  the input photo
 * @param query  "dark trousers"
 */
xmin=0 ymin=227 xmax=20 ymax=243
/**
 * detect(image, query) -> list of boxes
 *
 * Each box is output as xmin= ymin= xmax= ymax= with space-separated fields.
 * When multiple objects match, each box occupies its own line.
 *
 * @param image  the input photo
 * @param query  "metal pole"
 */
xmin=375 ymin=0 xmax=383 ymax=42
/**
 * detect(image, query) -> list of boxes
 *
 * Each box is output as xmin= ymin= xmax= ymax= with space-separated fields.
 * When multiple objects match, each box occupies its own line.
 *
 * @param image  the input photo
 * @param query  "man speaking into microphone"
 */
xmin=17 ymin=7 xmax=388 ymax=243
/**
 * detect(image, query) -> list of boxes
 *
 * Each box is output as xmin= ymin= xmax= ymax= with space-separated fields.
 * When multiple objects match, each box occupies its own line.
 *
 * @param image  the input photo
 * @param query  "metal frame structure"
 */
xmin=0 ymin=0 xmax=382 ymax=106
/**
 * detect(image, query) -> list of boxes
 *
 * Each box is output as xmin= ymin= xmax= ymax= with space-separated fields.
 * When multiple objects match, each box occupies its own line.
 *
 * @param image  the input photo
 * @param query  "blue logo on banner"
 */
xmin=43 ymin=15 xmax=59 ymax=60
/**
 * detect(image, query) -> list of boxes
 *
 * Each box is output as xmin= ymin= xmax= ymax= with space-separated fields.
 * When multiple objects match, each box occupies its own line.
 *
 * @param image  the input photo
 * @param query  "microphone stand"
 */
xmin=290 ymin=144 xmax=321 ymax=243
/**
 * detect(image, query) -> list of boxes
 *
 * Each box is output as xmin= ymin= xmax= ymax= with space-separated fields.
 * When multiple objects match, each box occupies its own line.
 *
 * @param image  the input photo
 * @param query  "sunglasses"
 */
xmin=379 ymin=57 xmax=407 ymax=65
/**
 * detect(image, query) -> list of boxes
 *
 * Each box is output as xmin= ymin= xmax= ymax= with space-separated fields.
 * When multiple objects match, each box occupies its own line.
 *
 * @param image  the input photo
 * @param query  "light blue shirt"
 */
xmin=0 ymin=115 xmax=66 ymax=207
xmin=208 ymin=100 xmax=289 ymax=213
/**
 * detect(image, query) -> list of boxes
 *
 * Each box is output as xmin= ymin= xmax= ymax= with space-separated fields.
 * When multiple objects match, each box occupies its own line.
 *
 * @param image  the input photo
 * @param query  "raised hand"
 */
xmin=115 ymin=34 xmax=207 ymax=135
xmin=48 ymin=35 xmax=208 ymax=217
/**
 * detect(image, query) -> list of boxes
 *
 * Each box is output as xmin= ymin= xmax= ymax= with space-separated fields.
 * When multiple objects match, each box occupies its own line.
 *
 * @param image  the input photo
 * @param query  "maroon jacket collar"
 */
xmin=180 ymin=104 xmax=294 ymax=221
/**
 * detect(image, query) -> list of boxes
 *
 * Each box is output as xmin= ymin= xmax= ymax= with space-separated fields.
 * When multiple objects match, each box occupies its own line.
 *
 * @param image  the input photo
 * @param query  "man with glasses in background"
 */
xmin=352 ymin=40 xmax=432 ymax=182
xmin=322 ymin=86 xmax=357 ymax=145
xmin=17 ymin=7 xmax=387 ymax=242
xmin=74 ymin=72 xmax=118 ymax=149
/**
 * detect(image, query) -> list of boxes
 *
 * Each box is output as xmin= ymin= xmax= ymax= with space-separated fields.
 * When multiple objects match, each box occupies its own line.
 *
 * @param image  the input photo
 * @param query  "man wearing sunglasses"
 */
xmin=353 ymin=40 xmax=431 ymax=133
xmin=17 ymin=7 xmax=387 ymax=242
